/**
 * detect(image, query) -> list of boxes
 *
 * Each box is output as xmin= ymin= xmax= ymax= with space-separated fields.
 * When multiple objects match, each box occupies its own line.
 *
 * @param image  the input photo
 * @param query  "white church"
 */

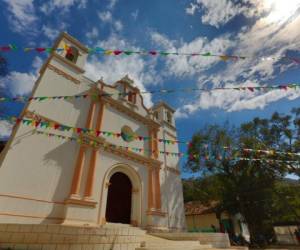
xmin=0 ymin=33 xmax=233 ymax=250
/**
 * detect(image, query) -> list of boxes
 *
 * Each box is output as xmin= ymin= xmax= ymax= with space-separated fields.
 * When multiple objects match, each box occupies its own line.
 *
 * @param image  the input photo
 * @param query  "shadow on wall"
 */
xmin=160 ymin=168 xmax=185 ymax=231
xmin=40 ymin=136 xmax=79 ymax=224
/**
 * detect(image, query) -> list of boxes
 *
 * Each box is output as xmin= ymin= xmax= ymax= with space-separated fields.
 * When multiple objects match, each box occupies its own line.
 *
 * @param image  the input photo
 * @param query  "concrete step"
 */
xmin=139 ymin=234 xmax=215 ymax=250
xmin=136 ymin=248 xmax=215 ymax=250
xmin=102 ymin=222 xmax=147 ymax=236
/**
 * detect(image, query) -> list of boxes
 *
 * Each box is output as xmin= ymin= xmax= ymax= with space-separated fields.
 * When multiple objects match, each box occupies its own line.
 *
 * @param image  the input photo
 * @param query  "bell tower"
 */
xmin=47 ymin=32 xmax=89 ymax=73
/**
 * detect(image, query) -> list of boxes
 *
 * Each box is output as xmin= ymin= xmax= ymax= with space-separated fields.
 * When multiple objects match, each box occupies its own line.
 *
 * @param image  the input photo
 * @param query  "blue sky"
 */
xmin=0 ymin=0 xmax=300 ymax=169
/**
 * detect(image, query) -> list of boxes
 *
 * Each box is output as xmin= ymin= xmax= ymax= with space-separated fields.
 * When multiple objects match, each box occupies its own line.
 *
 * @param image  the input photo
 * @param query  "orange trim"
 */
xmin=0 ymin=212 xmax=64 ymax=221
xmin=153 ymin=129 xmax=159 ymax=159
xmin=84 ymin=149 xmax=97 ymax=198
xmin=146 ymin=210 xmax=166 ymax=217
xmin=69 ymin=146 xmax=86 ymax=196
xmin=154 ymin=168 xmax=162 ymax=209
xmin=0 ymin=193 xmax=65 ymax=205
xmin=0 ymin=212 xmax=95 ymax=223
xmin=81 ymin=134 xmax=162 ymax=167
xmin=148 ymin=168 xmax=155 ymax=210
xmin=82 ymin=100 xmax=104 ymax=199
xmin=85 ymin=101 xmax=96 ymax=129
xmin=65 ymin=198 xmax=96 ymax=207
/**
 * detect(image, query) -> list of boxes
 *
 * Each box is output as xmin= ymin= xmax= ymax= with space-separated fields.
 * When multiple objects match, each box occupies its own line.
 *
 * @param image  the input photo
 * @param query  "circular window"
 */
xmin=121 ymin=125 xmax=135 ymax=142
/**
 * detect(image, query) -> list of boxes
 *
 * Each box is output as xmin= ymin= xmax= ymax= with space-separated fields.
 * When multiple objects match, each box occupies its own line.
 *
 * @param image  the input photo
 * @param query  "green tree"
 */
xmin=185 ymin=110 xmax=300 ymax=245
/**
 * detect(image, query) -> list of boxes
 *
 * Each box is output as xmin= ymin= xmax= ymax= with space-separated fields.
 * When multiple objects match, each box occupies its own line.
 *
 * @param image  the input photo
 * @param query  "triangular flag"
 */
xmin=124 ymin=51 xmax=134 ymax=55
xmin=113 ymin=50 xmax=123 ymax=55
xmin=104 ymin=50 xmax=113 ymax=55
xmin=220 ymin=55 xmax=229 ymax=61
xmin=36 ymin=48 xmax=46 ymax=53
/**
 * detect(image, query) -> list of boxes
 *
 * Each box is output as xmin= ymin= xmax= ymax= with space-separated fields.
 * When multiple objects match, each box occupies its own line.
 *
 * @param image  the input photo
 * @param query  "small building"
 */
xmin=273 ymin=222 xmax=300 ymax=245
xmin=185 ymin=201 xmax=250 ymax=241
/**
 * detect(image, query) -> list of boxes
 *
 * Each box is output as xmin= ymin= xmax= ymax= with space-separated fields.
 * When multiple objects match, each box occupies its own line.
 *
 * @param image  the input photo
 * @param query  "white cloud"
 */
xmin=131 ymin=10 xmax=139 ymax=20
xmin=186 ymin=3 xmax=198 ymax=15
xmin=200 ymin=0 xmax=247 ymax=28
xmin=3 ymin=0 xmax=37 ymax=33
xmin=151 ymin=31 xmax=232 ymax=77
xmin=185 ymin=0 xmax=247 ymax=28
xmin=84 ymin=34 xmax=162 ymax=107
xmin=0 ymin=72 xmax=37 ymax=96
xmin=42 ymin=25 xmax=60 ymax=40
xmin=0 ymin=120 xmax=13 ymax=139
xmin=86 ymin=27 xmax=99 ymax=39
xmin=32 ymin=57 xmax=44 ymax=74
xmin=114 ymin=20 xmax=123 ymax=31
xmin=156 ymin=1 xmax=300 ymax=118
xmin=97 ymin=11 xmax=123 ymax=32
xmin=108 ymin=0 xmax=118 ymax=9
xmin=40 ymin=0 xmax=87 ymax=14
xmin=98 ymin=11 xmax=112 ymax=22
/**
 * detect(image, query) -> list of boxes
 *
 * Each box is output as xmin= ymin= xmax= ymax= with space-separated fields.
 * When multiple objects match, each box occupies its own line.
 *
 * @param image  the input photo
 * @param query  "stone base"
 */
xmin=0 ymin=223 xmax=146 ymax=250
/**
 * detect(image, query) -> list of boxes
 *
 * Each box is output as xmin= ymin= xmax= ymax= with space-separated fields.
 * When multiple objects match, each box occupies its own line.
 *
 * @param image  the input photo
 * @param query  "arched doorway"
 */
xmin=105 ymin=172 xmax=132 ymax=224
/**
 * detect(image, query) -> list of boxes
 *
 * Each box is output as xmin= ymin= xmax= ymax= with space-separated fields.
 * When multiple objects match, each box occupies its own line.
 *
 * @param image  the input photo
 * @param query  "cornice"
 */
xmin=98 ymin=81 xmax=152 ymax=116
xmin=52 ymin=53 xmax=85 ymax=74
xmin=147 ymin=209 xmax=167 ymax=217
xmin=81 ymin=134 xmax=162 ymax=168
xmin=47 ymin=64 xmax=81 ymax=84
xmin=101 ymin=92 xmax=160 ymax=129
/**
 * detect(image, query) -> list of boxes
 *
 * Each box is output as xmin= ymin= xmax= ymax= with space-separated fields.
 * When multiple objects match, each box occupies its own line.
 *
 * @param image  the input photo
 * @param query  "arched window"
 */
xmin=127 ymin=91 xmax=136 ymax=104
xmin=65 ymin=46 xmax=79 ymax=63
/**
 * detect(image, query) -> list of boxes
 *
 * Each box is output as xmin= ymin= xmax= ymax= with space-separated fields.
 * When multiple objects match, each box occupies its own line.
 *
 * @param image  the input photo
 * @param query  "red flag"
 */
xmin=36 ymin=48 xmax=46 ymax=52
xmin=149 ymin=51 xmax=157 ymax=55
xmin=113 ymin=50 xmax=123 ymax=55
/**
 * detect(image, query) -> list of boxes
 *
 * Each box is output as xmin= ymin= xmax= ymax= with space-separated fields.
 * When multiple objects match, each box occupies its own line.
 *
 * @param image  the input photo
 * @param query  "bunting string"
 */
xmin=32 ymin=129 xmax=300 ymax=165
xmin=4 ymin=116 xmax=300 ymax=157
xmin=1 ymin=44 xmax=300 ymax=65
xmin=1 ymin=84 xmax=300 ymax=103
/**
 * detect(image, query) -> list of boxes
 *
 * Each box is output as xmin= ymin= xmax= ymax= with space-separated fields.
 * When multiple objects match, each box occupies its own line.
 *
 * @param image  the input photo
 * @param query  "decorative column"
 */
xmin=147 ymin=167 xmax=155 ymax=210
xmin=68 ymin=99 xmax=96 ymax=201
xmin=69 ymin=146 xmax=86 ymax=199
xmin=153 ymin=167 xmax=162 ymax=210
xmin=149 ymin=128 xmax=159 ymax=159
xmin=83 ymin=101 xmax=104 ymax=199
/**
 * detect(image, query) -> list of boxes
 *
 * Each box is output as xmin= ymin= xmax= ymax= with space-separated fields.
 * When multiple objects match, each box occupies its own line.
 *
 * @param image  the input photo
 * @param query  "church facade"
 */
xmin=0 ymin=32 xmax=186 ymax=231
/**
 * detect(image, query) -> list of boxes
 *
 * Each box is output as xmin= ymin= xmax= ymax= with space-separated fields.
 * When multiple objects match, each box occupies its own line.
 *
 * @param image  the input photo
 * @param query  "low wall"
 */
xmin=0 ymin=224 xmax=145 ymax=250
xmin=150 ymin=232 xmax=231 ymax=248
